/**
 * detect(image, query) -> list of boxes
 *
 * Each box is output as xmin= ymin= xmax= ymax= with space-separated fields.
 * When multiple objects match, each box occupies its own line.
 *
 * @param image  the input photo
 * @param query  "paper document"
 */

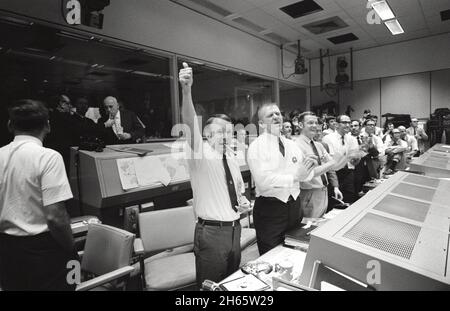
xmin=134 ymin=156 xmax=171 ymax=186
xmin=116 ymin=153 xmax=189 ymax=190
xmin=116 ymin=158 xmax=139 ymax=190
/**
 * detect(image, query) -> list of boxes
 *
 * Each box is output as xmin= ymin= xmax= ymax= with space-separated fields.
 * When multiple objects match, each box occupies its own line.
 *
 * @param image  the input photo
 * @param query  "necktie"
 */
xmin=310 ymin=140 xmax=328 ymax=187
xmin=357 ymin=136 xmax=362 ymax=145
xmin=278 ymin=137 xmax=285 ymax=157
xmin=414 ymin=127 xmax=417 ymax=136
xmin=341 ymin=135 xmax=345 ymax=146
xmin=223 ymin=153 xmax=238 ymax=213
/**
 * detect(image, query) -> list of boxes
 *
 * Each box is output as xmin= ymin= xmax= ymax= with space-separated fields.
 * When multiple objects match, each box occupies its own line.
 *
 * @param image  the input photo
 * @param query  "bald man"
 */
xmin=99 ymin=96 xmax=145 ymax=145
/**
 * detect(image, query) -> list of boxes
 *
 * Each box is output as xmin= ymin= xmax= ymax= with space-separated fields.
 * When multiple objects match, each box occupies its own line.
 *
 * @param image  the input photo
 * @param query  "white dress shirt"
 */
xmin=295 ymin=134 xmax=331 ymax=189
xmin=186 ymin=140 xmax=244 ymax=222
xmin=248 ymin=132 xmax=313 ymax=203
xmin=0 ymin=135 xmax=73 ymax=236
xmin=322 ymin=131 xmax=359 ymax=169
xmin=111 ymin=110 xmax=123 ymax=136
xmin=361 ymin=133 xmax=385 ymax=156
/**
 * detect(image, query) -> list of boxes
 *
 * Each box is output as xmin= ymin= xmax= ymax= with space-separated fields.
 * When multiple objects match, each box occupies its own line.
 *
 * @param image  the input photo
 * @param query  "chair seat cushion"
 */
xmin=144 ymin=252 xmax=196 ymax=290
xmin=241 ymin=228 xmax=256 ymax=250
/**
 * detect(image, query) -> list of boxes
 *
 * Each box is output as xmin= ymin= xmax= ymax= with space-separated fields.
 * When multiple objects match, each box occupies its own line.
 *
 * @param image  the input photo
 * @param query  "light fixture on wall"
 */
xmin=369 ymin=0 xmax=404 ymax=35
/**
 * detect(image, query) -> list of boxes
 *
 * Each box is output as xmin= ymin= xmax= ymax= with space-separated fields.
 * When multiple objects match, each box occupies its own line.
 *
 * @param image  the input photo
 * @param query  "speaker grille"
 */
xmin=391 ymin=183 xmax=436 ymax=203
xmin=372 ymin=195 xmax=430 ymax=222
xmin=403 ymin=174 xmax=439 ymax=188
xmin=343 ymin=213 xmax=421 ymax=259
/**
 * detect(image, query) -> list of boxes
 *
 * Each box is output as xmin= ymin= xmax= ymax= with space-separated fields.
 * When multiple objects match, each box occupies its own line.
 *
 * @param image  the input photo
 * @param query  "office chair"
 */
xmin=136 ymin=206 xmax=197 ymax=291
xmin=76 ymin=223 xmax=135 ymax=291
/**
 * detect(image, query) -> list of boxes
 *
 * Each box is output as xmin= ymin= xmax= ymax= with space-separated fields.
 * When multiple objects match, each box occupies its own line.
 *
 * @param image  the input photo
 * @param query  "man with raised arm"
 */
xmin=179 ymin=63 xmax=250 ymax=287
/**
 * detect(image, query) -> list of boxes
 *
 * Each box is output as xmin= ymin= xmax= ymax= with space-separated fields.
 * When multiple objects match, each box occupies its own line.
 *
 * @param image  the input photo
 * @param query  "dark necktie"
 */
xmin=357 ymin=136 xmax=362 ymax=145
xmin=341 ymin=135 xmax=345 ymax=146
xmin=278 ymin=137 xmax=285 ymax=157
xmin=310 ymin=140 xmax=328 ymax=187
xmin=414 ymin=128 xmax=417 ymax=136
xmin=223 ymin=153 xmax=238 ymax=213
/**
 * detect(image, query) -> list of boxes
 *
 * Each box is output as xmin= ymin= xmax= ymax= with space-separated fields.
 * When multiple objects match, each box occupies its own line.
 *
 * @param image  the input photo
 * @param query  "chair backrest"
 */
xmin=81 ymin=223 xmax=135 ymax=276
xmin=138 ymin=205 xmax=196 ymax=253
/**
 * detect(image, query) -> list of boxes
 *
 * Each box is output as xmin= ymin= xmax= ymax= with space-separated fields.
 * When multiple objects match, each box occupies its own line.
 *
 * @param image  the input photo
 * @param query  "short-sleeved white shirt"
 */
xmin=0 ymin=135 xmax=73 ymax=236
xmin=186 ymin=140 xmax=244 ymax=222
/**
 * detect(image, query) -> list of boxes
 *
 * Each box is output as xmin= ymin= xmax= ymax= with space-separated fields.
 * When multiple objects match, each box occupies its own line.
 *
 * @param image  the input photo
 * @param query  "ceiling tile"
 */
xmin=361 ymin=23 xmax=392 ymax=37
xmin=270 ymin=24 xmax=306 ymax=42
xmin=396 ymin=15 xmax=428 ymax=32
xmin=261 ymin=0 xmax=341 ymax=24
xmin=419 ymin=0 xmax=450 ymax=16
xmin=244 ymin=0 xmax=277 ymax=7
xmin=335 ymin=0 xmax=371 ymax=10
xmin=388 ymin=0 xmax=423 ymax=17
xmin=208 ymin=0 xmax=255 ymax=15
xmin=238 ymin=8 xmax=284 ymax=30
xmin=427 ymin=14 xmax=450 ymax=33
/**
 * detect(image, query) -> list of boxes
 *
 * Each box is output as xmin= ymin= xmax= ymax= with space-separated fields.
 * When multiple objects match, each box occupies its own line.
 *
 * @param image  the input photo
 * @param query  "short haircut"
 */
xmin=8 ymin=99 xmax=49 ymax=132
xmin=336 ymin=115 xmax=349 ymax=123
xmin=351 ymin=119 xmax=360 ymax=126
xmin=257 ymin=103 xmax=278 ymax=120
xmin=363 ymin=119 xmax=375 ymax=126
xmin=364 ymin=109 xmax=371 ymax=114
xmin=205 ymin=113 xmax=231 ymax=126
xmin=325 ymin=115 xmax=336 ymax=123
xmin=298 ymin=111 xmax=316 ymax=123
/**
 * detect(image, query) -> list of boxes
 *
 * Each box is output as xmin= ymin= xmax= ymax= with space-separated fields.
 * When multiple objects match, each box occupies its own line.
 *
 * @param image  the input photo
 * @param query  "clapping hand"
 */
xmin=237 ymin=196 xmax=251 ymax=213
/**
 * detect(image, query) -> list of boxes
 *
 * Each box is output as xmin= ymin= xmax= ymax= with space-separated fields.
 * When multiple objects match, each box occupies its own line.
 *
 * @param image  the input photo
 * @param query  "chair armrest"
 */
xmin=134 ymin=238 xmax=145 ymax=256
xmin=76 ymin=266 xmax=135 ymax=291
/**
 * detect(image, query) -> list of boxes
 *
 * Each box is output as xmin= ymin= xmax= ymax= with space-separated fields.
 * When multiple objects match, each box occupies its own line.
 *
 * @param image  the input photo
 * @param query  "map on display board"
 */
xmin=116 ymin=152 xmax=189 ymax=190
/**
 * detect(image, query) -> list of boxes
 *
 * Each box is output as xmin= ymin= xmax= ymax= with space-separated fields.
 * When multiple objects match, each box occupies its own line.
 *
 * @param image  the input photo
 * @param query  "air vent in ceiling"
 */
xmin=264 ymin=32 xmax=290 ymax=44
xmin=303 ymin=16 xmax=348 ymax=34
xmin=232 ymin=17 xmax=266 ymax=33
xmin=120 ymin=58 xmax=149 ymax=66
xmin=440 ymin=9 xmax=450 ymax=21
xmin=328 ymin=32 xmax=359 ymax=44
xmin=280 ymin=0 xmax=323 ymax=19
xmin=187 ymin=0 xmax=232 ymax=17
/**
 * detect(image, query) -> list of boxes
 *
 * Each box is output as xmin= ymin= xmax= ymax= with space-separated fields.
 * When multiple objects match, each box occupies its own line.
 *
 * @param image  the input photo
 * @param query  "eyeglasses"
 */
xmin=339 ymin=121 xmax=351 ymax=124
xmin=366 ymin=124 xmax=375 ymax=127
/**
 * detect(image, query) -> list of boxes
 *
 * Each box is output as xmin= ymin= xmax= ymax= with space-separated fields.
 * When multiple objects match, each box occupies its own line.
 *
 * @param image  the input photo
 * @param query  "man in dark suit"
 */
xmin=99 ymin=96 xmax=145 ymax=145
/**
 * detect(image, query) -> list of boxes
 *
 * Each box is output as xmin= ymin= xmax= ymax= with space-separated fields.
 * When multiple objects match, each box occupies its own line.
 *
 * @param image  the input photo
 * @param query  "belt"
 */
xmin=198 ymin=217 xmax=240 ymax=227
xmin=259 ymin=195 xmax=296 ymax=202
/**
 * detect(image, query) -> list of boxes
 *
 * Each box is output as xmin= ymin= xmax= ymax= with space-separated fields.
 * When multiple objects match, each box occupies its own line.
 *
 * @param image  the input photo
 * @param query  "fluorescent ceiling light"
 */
xmin=384 ymin=19 xmax=404 ymax=35
xmin=371 ymin=0 xmax=395 ymax=21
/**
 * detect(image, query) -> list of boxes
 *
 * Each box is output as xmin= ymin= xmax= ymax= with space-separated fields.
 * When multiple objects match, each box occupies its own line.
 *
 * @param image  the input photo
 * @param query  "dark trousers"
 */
xmin=0 ymin=232 xmax=76 ymax=291
xmin=194 ymin=223 xmax=241 ymax=288
xmin=336 ymin=167 xmax=357 ymax=204
xmin=253 ymin=196 xmax=303 ymax=255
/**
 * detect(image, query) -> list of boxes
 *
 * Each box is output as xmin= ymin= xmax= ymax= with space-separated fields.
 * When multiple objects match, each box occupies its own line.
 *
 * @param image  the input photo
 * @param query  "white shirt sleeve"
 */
xmin=247 ymin=141 xmax=294 ymax=191
xmin=322 ymin=135 xmax=335 ymax=155
xmin=41 ymin=151 xmax=73 ymax=206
